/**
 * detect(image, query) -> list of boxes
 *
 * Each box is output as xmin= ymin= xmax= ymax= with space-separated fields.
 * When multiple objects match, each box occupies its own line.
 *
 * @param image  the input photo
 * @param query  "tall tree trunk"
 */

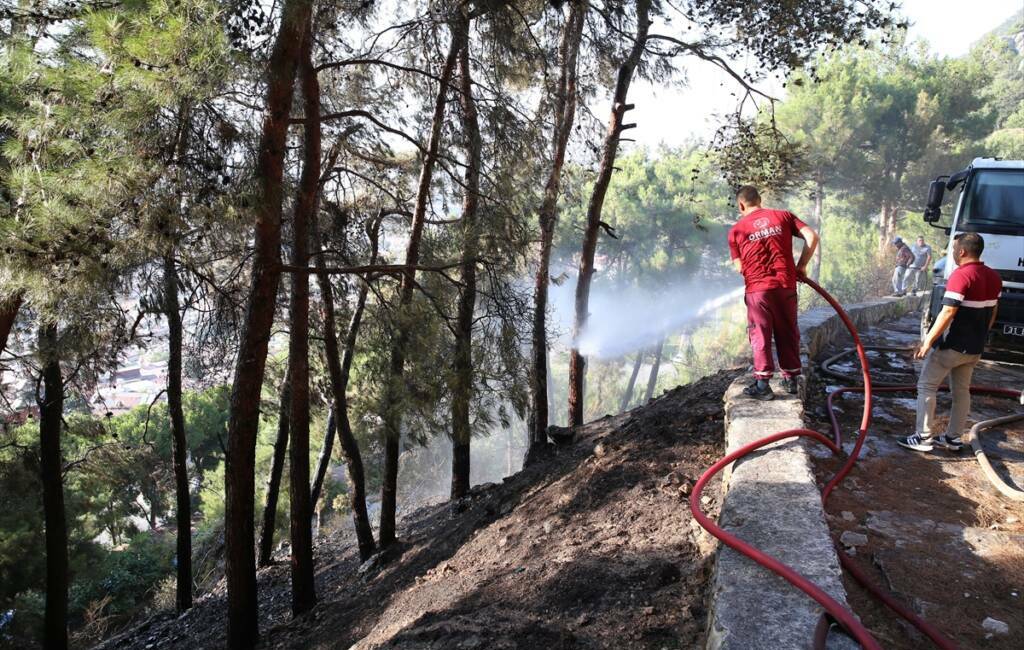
xmin=164 ymin=253 xmax=192 ymax=612
xmin=224 ymin=0 xmax=312 ymax=643
xmin=811 ymin=172 xmax=823 ymax=283
xmin=619 ymin=350 xmax=644 ymax=413
xmin=312 ymin=212 xmax=377 ymax=561
xmin=546 ymin=348 xmax=555 ymax=424
xmin=309 ymin=407 xmax=336 ymax=512
xmin=568 ymin=0 xmax=651 ymax=427
xmin=287 ymin=30 xmax=320 ymax=617
xmin=506 ymin=427 xmax=514 ymax=476
xmin=643 ymin=336 xmax=665 ymax=403
xmin=879 ymin=200 xmax=894 ymax=252
xmin=257 ymin=377 xmax=291 ymax=568
xmin=529 ymin=1 xmax=586 ymax=451
xmin=38 ymin=324 xmax=67 ymax=650
xmin=379 ymin=16 xmax=465 ymax=547
xmin=451 ymin=26 xmax=482 ymax=501
xmin=0 ymin=292 xmax=22 ymax=357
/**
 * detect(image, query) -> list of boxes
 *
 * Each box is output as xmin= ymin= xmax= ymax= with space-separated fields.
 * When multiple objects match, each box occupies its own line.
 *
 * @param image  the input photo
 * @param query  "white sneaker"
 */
xmin=897 ymin=434 xmax=933 ymax=452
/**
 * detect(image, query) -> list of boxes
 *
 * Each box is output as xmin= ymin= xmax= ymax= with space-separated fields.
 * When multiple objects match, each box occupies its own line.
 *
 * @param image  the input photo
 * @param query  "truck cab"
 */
xmin=921 ymin=158 xmax=1024 ymax=360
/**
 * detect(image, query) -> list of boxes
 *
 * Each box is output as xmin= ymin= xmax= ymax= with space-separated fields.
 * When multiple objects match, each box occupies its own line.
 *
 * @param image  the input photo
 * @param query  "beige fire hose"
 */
xmin=967 ymin=412 xmax=1024 ymax=501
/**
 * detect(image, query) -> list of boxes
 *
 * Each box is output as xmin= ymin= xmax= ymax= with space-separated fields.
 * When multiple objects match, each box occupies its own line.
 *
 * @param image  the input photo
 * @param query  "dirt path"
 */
xmin=807 ymin=313 xmax=1024 ymax=649
xmin=95 ymin=370 xmax=738 ymax=650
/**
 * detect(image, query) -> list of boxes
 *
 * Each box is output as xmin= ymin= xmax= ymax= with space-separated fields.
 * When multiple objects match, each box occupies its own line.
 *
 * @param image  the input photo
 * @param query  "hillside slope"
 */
xmin=97 ymin=369 xmax=737 ymax=650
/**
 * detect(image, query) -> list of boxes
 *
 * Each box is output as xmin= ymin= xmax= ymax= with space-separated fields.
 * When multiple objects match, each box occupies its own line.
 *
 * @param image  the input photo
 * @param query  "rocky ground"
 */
xmin=806 ymin=313 xmax=1024 ymax=649
xmin=94 ymin=369 xmax=739 ymax=650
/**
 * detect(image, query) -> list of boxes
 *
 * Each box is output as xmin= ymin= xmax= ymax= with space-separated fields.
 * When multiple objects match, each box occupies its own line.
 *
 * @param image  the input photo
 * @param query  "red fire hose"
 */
xmin=690 ymin=276 xmax=1022 ymax=649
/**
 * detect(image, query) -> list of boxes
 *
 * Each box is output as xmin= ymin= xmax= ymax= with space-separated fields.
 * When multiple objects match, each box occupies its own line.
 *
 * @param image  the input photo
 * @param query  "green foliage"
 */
xmin=0 ymin=3 xmax=1018 ymax=647
xmin=0 ymin=385 xmax=227 ymax=643
xmin=816 ymin=212 xmax=891 ymax=303
xmin=71 ymin=532 xmax=175 ymax=619
xmin=555 ymin=146 xmax=734 ymax=283
xmin=776 ymin=26 xmax=1021 ymax=246
xmin=711 ymin=117 xmax=809 ymax=194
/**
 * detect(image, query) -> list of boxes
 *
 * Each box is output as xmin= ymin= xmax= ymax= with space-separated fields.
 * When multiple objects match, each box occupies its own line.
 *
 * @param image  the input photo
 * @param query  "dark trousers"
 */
xmin=745 ymin=288 xmax=801 ymax=379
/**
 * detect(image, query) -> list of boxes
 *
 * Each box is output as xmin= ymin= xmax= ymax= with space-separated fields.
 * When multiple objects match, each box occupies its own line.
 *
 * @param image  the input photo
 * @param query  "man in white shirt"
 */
xmin=908 ymin=235 xmax=933 ymax=294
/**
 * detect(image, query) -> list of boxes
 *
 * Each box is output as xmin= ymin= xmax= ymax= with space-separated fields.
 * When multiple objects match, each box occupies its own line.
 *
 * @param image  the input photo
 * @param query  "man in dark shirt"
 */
xmin=891 ymin=236 xmax=915 ymax=296
xmin=728 ymin=185 xmax=819 ymax=400
xmin=899 ymin=233 xmax=1003 ymax=452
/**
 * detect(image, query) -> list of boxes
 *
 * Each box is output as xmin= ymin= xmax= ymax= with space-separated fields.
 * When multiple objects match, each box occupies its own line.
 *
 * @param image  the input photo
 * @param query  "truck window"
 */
xmin=961 ymin=170 xmax=1024 ymax=227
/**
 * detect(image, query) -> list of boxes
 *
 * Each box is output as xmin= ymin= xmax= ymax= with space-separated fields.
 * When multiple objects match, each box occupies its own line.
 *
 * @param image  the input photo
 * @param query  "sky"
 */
xmin=626 ymin=0 xmax=1022 ymax=150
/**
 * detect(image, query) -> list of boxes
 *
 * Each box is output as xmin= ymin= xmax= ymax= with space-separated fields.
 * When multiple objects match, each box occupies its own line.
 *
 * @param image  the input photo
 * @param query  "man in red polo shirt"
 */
xmin=899 ymin=232 xmax=1003 ymax=452
xmin=728 ymin=185 xmax=819 ymax=400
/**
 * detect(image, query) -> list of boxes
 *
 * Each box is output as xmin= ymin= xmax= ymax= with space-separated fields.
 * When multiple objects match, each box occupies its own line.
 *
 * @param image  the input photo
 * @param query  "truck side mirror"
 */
xmin=923 ymin=179 xmax=945 ymax=223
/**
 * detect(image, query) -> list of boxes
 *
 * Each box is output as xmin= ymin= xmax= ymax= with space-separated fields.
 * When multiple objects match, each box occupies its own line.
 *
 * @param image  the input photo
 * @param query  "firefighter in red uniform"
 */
xmin=728 ymin=185 xmax=820 ymax=400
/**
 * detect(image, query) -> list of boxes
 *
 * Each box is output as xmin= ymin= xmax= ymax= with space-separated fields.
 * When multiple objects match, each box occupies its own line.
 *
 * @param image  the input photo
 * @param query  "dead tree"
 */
xmin=379 ymin=14 xmax=466 ymax=547
xmin=529 ymin=0 xmax=586 ymax=451
xmin=38 ymin=324 xmax=68 ymax=650
xmin=257 ymin=376 xmax=291 ymax=568
xmin=568 ymin=0 xmax=650 ymax=427
xmin=286 ymin=29 xmax=320 ymax=616
xmin=450 ymin=22 xmax=481 ymax=501
xmin=224 ymin=0 xmax=313 ymax=644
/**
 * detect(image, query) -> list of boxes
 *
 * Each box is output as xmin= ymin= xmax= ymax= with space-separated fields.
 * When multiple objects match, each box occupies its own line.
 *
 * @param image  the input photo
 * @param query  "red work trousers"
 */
xmin=744 ymin=287 xmax=801 ymax=379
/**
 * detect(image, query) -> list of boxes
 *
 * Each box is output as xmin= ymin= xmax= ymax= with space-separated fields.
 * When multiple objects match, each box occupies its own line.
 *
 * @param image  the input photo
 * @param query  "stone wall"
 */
xmin=704 ymin=293 xmax=924 ymax=649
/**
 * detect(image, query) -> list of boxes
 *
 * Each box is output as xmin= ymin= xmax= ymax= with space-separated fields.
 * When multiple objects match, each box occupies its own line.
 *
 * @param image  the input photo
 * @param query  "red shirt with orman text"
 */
xmin=728 ymin=208 xmax=809 ymax=293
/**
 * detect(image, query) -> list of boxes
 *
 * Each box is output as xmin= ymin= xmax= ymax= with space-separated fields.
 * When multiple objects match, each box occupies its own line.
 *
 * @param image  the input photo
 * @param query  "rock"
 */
xmin=1007 ymin=516 xmax=1019 ymax=524
xmin=641 ymin=606 xmax=655 ymax=616
xmin=841 ymin=511 xmax=856 ymax=522
xmin=459 ymin=635 xmax=484 ymax=648
xmin=576 ymin=613 xmax=592 ymax=626
xmin=543 ymin=520 xmax=555 ymax=535
xmin=840 ymin=531 xmax=868 ymax=547
xmin=982 ymin=617 xmax=1009 ymax=635
xmin=660 ymin=472 xmax=683 ymax=488
xmin=677 ymin=480 xmax=693 ymax=497
xmin=549 ymin=425 xmax=574 ymax=445
xmin=358 ymin=552 xmax=384 ymax=578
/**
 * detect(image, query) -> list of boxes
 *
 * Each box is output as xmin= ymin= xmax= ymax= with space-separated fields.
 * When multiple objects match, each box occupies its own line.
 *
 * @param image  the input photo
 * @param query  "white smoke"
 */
xmin=549 ymin=277 xmax=744 ymax=359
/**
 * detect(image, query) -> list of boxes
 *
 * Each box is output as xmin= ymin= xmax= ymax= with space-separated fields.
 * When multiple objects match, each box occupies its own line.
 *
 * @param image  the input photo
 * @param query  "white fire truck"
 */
xmin=921 ymin=158 xmax=1024 ymax=359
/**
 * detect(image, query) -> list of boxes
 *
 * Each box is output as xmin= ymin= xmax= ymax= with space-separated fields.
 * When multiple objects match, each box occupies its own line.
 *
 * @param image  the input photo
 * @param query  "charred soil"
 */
xmin=95 ymin=370 xmax=738 ymax=650
xmin=807 ymin=314 xmax=1024 ymax=649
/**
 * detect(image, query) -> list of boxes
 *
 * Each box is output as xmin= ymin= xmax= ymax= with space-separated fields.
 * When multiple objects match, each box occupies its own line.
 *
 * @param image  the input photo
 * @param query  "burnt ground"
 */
xmin=94 ymin=369 xmax=739 ymax=650
xmin=806 ymin=312 xmax=1024 ymax=649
